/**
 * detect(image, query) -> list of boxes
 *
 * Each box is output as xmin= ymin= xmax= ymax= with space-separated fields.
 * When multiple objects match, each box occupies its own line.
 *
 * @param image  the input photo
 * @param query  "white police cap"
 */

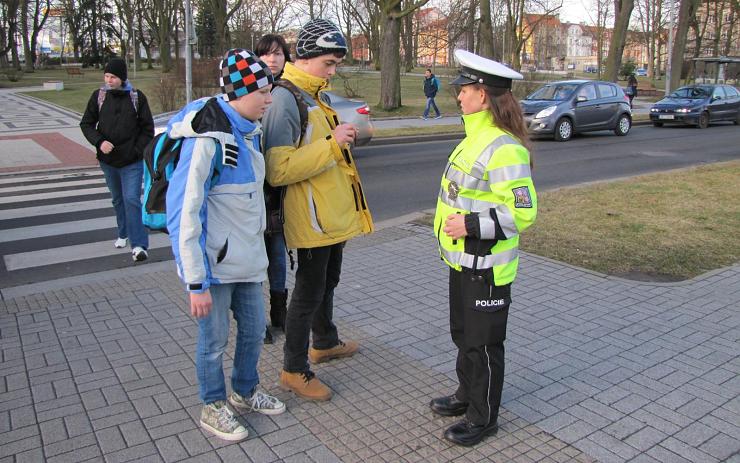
xmin=451 ymin=49 xmax=523 ymax=89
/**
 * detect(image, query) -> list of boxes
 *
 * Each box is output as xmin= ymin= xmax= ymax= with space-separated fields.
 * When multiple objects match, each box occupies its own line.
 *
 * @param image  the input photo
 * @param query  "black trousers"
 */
xmin=449 ymin=268 xmax=511 ymax=426
xmin=283 ymin=243 xmax=343 ymax=373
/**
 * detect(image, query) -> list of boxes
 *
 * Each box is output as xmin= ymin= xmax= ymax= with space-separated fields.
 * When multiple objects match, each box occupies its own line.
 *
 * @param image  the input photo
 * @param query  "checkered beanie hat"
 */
xmin=296 ymin=19 xmax=347 ymax=59
xmin=219 ymin=49 xmax=274 ymax=101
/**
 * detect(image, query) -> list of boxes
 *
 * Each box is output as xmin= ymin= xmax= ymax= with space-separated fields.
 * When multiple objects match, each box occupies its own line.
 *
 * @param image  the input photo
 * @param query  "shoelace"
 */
xmin=250 ymin=390 xmax=279 ymax=409
xmin=215 ymin=404 xmax=239 ymax=430
xmin=301 ymin=371 xmax=316 ymax=383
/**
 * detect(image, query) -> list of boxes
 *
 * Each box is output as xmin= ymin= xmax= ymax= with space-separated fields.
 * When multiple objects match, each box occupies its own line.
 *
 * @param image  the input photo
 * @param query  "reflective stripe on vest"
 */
xmin=440 ymin=246 xmax=518 ymax=270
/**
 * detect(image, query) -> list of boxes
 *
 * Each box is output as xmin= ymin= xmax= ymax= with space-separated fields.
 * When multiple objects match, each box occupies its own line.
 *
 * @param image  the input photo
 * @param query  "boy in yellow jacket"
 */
xmin=262 ymin=19 xmax=373 ymax=401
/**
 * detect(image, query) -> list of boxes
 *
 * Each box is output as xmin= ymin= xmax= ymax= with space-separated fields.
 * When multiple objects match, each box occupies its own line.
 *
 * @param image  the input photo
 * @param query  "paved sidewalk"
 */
xmin=1 ymin=223 xmax=738 ymax=462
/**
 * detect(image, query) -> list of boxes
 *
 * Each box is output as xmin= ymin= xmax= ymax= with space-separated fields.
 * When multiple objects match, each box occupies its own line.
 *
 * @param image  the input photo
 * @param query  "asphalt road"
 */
xmin=354 ymin=122 xmax=740 ymax=222
xmin=1 ymin=122 xmax=738 ymax=290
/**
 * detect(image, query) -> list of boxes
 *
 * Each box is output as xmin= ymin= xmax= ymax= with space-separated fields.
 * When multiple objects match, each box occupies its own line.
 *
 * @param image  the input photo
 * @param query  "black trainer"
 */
xmin=430 ymin=395 xmax=468 ymax=416
xmin=443 ymin=419 xmax=498 ymax=446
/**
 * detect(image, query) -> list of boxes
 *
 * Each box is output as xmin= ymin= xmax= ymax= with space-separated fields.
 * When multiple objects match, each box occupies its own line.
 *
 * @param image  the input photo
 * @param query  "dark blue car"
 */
xmin=650 ymin=84 xmax=740 ymax=128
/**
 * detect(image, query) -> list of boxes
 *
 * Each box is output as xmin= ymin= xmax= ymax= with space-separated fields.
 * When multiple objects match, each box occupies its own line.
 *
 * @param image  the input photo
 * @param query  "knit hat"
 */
xmin=296 ymin=19 xmax=347 ymax=59
xmin=104 ymin=58 xmax=127 ymax=82
xmin=219 ymin=49 xmax=274 ymax=101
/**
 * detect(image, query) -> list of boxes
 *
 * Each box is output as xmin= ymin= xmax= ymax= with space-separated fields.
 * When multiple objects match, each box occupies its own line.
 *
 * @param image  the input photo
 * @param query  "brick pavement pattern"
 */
xmin=1 ymin=223 xmax=738 ymax=462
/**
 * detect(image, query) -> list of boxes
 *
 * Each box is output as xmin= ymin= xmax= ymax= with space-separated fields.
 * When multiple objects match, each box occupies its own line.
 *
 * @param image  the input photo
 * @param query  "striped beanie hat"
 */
xmin=219 ymin=49 xmax=274 ymax=101
xmin=296 ymin=19 xmax=347 ymax=59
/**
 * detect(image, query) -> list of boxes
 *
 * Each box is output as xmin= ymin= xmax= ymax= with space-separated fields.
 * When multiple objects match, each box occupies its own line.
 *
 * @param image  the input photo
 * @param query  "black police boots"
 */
xmin=443 ymin=419 xmax=499 ymax=446
xmin=429 ymin=395 xmax=468 ymax=416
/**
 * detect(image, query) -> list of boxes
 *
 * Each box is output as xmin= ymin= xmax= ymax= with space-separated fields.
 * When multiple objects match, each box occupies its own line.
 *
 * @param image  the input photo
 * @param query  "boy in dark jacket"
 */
xmin=80 ymin=58 xmax=153 ymax=261
xmin=423 ymin=68 xmax=442 ymax=119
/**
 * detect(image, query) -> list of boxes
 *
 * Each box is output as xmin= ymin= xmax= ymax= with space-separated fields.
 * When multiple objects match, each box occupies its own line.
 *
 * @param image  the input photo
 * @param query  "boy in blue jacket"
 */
xmin=165 ymin=49 xmax=284 ymax=441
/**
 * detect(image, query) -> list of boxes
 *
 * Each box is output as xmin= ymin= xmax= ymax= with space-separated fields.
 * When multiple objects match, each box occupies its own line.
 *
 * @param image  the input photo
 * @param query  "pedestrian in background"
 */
xmin=262 ymin=18 xmax=374 ymax=402
xmin=255 ymin=33 xmax=292 ymax=345
xmin=80 ymin=57 xmax=153 ymax=261
xmin=430 ymin=49 xmax=537 ymax=447
xmin=165 ymin=49 xmax=285 ymax=442
xmin=627 ymin=73 xmax=638 ymax=108
xmin=423 ymin=68 xmax=442 ymax=120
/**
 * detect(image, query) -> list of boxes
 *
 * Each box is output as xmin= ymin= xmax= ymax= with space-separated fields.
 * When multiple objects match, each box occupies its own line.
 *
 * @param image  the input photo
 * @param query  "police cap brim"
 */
xmin=450 ymin=75 xmax=477 ymax=86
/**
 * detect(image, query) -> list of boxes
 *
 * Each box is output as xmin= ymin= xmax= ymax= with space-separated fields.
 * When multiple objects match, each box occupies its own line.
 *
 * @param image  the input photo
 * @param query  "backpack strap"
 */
xmin=272 ymin=80 xmax=309 ymax=144
xmin=96 ymin=87 xmax=139 ymax=113
xmin=130 ymin=88 xmax=139 ymax=114
xmin=97 ymin=88 xmax=106 ymax=112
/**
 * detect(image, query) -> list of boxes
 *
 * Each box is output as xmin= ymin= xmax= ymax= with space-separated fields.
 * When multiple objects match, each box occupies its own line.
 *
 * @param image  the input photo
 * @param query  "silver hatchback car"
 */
xmin=319 ymin=91 xmax=374 ymax=146
xmin=521 ymin=80 xmax=632 ymax=141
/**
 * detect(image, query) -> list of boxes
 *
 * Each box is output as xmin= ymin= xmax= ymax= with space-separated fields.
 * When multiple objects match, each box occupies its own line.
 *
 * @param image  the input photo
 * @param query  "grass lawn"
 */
xmin=416 ymin=161 xmax=740 ymax=281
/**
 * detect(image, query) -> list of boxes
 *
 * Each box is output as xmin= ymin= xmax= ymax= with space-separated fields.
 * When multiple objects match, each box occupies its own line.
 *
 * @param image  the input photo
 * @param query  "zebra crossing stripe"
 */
xmin=0 ymin=217 xmax=116 ymax=243
xmin=0 ymin=171 xmax=101 ymax=185
xmin=0 ymin=178 xmax=106 ymax=193
xmin=0 ymin=199 xmax=112 ymax=220
xmin=0 ymin=186 xmax=109 ymax=204
xmin=4 ymin=234 xmax=172 ymax=271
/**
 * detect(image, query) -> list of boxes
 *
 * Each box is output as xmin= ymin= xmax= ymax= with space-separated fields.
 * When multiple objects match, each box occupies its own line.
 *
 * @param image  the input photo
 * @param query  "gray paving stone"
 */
xmin=155 ymin=436 xmax=189 ymax=463
xmin=624 ymin=426 xmax=668 ymax=452
xmin=699 ymin=432 xmax=739 ymax=461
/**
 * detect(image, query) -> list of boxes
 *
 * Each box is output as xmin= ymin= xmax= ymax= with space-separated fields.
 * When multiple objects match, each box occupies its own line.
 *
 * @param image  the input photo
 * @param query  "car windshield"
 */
xmin=669 ymin=87 xmax=711 ymax=99
xmin=527 ymin=83 xmax=578 ymax=101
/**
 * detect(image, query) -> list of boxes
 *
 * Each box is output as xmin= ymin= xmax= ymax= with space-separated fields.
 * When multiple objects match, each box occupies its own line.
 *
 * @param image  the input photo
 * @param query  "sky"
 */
xmin=559 ymin=0 xmax=596 ymax=25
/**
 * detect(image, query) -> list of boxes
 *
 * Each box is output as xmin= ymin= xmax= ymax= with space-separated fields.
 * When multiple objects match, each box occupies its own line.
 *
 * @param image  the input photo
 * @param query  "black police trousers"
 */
xmin=449 ymin=268 xmax=511 ymax=426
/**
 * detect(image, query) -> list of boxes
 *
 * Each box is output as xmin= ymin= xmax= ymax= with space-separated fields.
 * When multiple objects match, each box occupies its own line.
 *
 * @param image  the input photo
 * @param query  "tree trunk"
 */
xmin=605 ymin=0 xmax=634 ymax=82
xmin=379 ymin=13 xmax=401 ymax=110
xmin=478 ymin=0 xmax=494 ymax=58
xmin=670 ymin=0 xmax=699 ymax=91
xmin=20 ymin=0 xmax=32 ymax=71
xmin=402 ymin=13 xmax=413 ymax=72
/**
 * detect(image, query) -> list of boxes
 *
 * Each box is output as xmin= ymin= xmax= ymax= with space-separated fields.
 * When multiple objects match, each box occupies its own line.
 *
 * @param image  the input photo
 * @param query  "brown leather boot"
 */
xmin=279 ymin=370 xmax=332 ymax=401
xmin=308 ymin=340 xmax=359 ymax=364
xmin=269 ymin=289 xmax=288 ymax=331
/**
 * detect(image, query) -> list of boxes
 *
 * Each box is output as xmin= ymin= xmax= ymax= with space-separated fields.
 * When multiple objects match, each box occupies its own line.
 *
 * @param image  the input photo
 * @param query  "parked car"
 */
xmin=521 ymin=80 xmax=632 ymax=141
xmin=320 ymin=91 xmax=374 ymax=146
xmin=154 ymin=92 xmax=374 ymax=146
xmin=649 ymin=84 xmax=740 ymax=129
xmin=635 ymin=68 xmax=648 ymax=77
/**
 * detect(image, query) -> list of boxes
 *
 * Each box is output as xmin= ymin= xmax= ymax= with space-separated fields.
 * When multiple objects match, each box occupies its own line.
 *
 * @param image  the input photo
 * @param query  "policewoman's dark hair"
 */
xmin=254 ymin=34 xmax=292 ymax=77
xmin=477 ymin=84 xmax=533 ymax=159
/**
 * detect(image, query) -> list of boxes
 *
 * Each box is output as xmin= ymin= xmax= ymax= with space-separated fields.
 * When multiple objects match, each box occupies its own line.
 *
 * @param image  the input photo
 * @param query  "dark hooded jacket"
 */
xmin=80 ymin=82 xmax=154 ymax=168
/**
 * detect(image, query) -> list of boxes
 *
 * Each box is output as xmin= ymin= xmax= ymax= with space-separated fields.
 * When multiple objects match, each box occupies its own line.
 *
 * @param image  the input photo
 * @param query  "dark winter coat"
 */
xmin=424 ymin=75 xmax=440 ymax=98
xmin=80 ymin=83 xmax=154 ymax=168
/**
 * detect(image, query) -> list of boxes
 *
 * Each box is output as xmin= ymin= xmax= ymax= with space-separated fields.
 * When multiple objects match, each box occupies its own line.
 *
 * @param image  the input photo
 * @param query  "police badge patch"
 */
xmin=512 ymin=186 xmax=532 ymax=208
xmin=448 ymin=181 xmax=460 ymax=201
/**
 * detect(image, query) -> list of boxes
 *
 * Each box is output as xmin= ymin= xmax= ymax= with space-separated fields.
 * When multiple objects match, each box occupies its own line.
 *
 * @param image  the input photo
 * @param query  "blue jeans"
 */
xmin=265 ymin=232 xmax=287 ymax=291
xmin=196 ymin=282 xmax=266 ymax=404
xmin=424 ymin=97 xmax=440 ymax=118
xmin=99 ymin=161 xmax=149 ymax=249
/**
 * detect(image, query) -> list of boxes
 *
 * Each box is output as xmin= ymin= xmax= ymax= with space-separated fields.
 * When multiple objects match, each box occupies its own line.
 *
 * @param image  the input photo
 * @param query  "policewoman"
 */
xmin=430 ymin=50 xmax=537 ymax=446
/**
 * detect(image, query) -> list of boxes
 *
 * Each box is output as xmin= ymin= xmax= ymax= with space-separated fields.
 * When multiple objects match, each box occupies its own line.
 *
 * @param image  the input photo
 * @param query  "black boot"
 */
xmin=264 ymin=325 xmax=274 ymax=344
xmin=430 ymin=395 xmax=468 ymax=416
xmin=443 ymin=419 xmax=498 ymax=446
xmin=269 ymin=289 xmax=288 ymax=331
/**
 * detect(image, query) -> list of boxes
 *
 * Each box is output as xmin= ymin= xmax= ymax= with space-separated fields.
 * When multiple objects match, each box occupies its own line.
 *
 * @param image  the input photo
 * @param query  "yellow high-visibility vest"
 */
xmin=434 ymin=110 xmax=537 ymax=285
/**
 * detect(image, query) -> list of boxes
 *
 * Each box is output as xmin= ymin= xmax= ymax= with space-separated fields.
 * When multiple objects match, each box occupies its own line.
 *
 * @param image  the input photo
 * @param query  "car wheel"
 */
xmin=614 ymin=114 xmax=631 ymax=136
xmin=554 ymin=117 xmax=572 ymax=142
xmin=735 ymin=110 xmax=740 ymax=125
xmin=697 ymin=111 xmax=709 ymax=129
xmin=653 ymin=122 xmax=664 ymax=127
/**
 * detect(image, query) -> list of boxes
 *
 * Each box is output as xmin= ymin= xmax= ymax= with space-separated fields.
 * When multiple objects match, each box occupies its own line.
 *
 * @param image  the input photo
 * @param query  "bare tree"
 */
xmin=669 ymin=0 xmax=699 ymax=90
xmin=479 ymin=0 xmax=494 ymax=58
xmin=377 ymin=0 xmax=431 ymax=110
xmin=603 ymin=0 xmax=634 ymax=81
xmin=502 ymin=0 xmax=563 ymax=70
xmin=208 ymin=0 xmax=244 ymax=52
xmin=346 ymin=0 xmax=382 ymax=68
xmin=143 ymin=0 xmax=178 ymax=71
xmin=0 ymin=0 xmax=21 ymax=69
xmin=20 ymin=0 xmax=51 ymax=71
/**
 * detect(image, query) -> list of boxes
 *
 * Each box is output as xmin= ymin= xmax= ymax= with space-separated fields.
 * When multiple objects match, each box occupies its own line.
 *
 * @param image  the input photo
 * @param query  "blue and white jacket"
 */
xmin=166 ymin=96 xmax=267 ymax=292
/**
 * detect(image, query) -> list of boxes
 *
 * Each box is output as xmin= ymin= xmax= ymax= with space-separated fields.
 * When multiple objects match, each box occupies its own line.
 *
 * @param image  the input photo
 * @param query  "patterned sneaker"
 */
xmin=200 ymin=401 xmax=249 ymax=441
xmin=434 ymin=115 xmax=443 ymax=119
xmin=132 ymin=247 xmax=148 ymax=262
xmin=114 ymin=237 xmax=128 ymax=248
xmin=229 ymin=387 xmax=286 ymax=416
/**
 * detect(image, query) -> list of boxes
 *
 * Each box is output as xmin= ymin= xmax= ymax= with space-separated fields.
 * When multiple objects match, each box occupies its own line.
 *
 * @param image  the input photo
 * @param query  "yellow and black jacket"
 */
xmin=262 ymin=63 xmax=373 ymax=249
